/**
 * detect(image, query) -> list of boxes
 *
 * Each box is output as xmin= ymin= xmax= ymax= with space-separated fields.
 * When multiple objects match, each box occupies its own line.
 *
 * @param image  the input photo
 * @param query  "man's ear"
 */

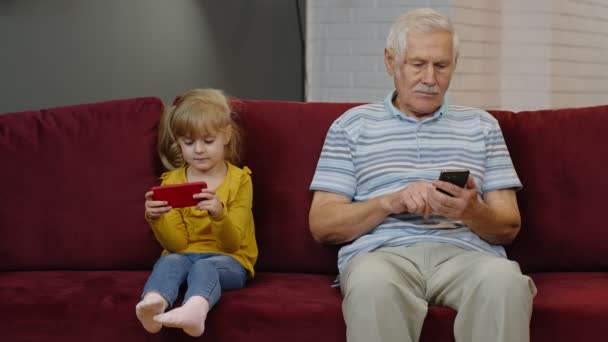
xmin=384 ymin=48 xmax=395 ymax=77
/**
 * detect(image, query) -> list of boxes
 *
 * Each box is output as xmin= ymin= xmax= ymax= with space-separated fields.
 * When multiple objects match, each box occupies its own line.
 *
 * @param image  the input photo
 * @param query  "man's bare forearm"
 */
xmin=309 ymin=195 xmax=393 ymax=244
xmin=464 ymin=193 xmax=521 ymax=245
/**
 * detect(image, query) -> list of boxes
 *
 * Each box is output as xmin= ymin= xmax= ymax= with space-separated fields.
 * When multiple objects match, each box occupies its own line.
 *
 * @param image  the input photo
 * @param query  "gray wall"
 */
xmin=0 ymin=0 xmax=305 ymax=113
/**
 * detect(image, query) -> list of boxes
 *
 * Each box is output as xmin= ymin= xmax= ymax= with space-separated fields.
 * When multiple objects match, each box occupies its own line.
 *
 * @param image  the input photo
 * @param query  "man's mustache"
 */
xmin=413 ymin=84 xmax=440 ymax=94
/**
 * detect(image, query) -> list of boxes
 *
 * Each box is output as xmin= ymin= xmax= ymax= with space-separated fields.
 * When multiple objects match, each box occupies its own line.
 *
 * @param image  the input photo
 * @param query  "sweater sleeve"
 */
xmin=210 ymin=169 xmax=253 ymax=253
xmin=146 ymin=210 xmax=189 ymax=252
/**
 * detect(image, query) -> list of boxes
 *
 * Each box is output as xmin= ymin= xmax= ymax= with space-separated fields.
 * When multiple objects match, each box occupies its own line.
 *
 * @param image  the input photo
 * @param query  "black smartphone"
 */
xmin=437 ymin=169 xmax=470 ymax=196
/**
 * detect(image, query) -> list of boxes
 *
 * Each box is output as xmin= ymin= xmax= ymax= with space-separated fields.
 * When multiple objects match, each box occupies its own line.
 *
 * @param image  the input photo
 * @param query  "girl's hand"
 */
xmin=145 ymin=191 xmax=171 ymax=220
xmin=194 ymin=189 xmax=224 ymax=217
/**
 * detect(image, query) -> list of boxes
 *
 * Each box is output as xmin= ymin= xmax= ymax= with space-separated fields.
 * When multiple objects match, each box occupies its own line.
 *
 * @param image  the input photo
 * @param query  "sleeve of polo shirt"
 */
xmin=309 ymin=119 xmax=357 ymax=198
xmin=482 ymin=117 xmax=522 ymax=193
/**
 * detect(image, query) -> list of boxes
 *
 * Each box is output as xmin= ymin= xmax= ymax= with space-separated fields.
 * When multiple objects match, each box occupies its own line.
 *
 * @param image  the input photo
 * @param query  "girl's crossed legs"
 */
xmin=136 ymin=253 xmax=246 ymax=336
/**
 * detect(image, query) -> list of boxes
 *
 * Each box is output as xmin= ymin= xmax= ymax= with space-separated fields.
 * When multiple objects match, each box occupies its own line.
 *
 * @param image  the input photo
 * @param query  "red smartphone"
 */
xmin=437 ymin=169 xmax=470 ymax=196
xmin=151 ymin=181 xmax=207 ymax=208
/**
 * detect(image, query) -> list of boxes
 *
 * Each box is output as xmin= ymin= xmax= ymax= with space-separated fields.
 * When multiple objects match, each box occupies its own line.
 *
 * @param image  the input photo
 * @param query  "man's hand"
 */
xmin=427 ymin=176 xmax=521 ymax=244
xmin=427 ymin=176 xmax=480 ymax=221
xmin=382 ymin=181 xmax=434 ymax=216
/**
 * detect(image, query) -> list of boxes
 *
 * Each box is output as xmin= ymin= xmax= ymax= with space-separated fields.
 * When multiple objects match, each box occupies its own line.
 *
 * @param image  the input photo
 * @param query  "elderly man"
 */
xmin=309 ymin=7 xmax=536 ymax=342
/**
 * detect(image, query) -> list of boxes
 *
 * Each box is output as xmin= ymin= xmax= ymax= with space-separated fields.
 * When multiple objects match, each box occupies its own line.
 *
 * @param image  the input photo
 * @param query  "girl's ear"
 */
xmin=223 ymin=125 xmax=232 ymax=145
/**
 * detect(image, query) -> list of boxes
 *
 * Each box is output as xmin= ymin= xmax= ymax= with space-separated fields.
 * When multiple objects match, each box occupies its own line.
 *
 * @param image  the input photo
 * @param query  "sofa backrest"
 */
xmin=234 ymin=100 xmax=354 ymax=274
xmin=235 ymin=100 xmax=608 ymax=274
xmin=0 ymin=97 xmax=164 ymax=271
xmin=2 ymin=97 xmax=607 ymax=275
xmin=494 ymin=105 xmax=608 ymax=273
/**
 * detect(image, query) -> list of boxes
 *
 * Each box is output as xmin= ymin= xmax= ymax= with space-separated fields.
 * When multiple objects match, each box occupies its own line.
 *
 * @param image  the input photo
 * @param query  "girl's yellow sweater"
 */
xmin=147 ymin=162 xmax=257 ymax=277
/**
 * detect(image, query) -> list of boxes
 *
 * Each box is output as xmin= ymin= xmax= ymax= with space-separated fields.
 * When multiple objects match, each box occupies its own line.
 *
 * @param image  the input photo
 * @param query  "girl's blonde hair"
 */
xmin=158 ymin=88 xmax=242 ymax=170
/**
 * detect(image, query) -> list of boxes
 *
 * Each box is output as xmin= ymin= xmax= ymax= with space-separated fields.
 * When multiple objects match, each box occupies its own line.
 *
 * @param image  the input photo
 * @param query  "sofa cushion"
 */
xmin=0 ymin=271 xmax=152 ymax=341
xmin=2 ymin=270 xmax=605 ymax=342
xmin=0 ymin=270 xmax=456 ymax=342
xmin=235 ymin=100 xmax=359 ymax=274
xmin=0 ymin=97 xmax=165 ymax=271
xmin=494 ymin=105 xmax=608 ymax=273
xmin=529 ymin=272 xmax=608 ymax=341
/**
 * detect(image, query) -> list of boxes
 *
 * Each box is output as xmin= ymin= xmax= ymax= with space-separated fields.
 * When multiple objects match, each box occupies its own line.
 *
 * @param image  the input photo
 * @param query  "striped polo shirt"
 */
xmin=310 ymin=91 xmax=522 ymax=274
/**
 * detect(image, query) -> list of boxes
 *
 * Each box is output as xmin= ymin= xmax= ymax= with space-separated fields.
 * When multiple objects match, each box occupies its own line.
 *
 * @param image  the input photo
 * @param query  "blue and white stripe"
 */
xmin=310 ymin=91 xmax=522 ymax=274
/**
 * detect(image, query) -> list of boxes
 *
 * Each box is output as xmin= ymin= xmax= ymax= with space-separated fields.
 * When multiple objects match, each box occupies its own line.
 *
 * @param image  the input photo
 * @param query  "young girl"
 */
xmin=136 ymin=88 xmax=257 ymax=337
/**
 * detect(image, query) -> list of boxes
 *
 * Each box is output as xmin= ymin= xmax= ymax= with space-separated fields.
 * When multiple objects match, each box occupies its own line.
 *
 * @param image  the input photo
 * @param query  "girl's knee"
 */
xmin=162 ymin=253 xmax=188 ymax=261
xmin=156 ymin=253 xmax=189 ymax=267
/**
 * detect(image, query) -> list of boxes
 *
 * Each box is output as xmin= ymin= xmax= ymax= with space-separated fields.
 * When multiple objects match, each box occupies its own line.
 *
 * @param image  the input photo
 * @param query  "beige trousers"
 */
xmin=340 ymin=242 xmax=537 ymax=342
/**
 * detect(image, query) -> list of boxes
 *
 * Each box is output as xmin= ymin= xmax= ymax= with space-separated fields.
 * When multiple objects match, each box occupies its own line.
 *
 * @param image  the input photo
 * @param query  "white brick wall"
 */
xmin=306 ymin=0 xmax=450 ymax=103
xmin=306 ymin=0 xmax=608 ymax=110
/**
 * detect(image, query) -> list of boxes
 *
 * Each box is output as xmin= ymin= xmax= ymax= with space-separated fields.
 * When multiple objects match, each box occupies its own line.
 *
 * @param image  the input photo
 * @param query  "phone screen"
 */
xmin=437 ymin=170 xmax=469 ymax=196
xmin=151 ymin=181 xmax=207 ymax=208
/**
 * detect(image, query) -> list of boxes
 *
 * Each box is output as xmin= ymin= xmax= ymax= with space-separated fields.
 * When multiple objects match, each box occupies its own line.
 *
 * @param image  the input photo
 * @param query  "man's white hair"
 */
xmin=386 ymin=8 xmax=459 ymax=63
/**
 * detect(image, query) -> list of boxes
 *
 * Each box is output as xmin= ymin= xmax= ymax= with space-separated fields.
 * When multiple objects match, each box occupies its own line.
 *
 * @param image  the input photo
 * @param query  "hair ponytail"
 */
xmin=157 ymin=105 xmax=184 ymax=170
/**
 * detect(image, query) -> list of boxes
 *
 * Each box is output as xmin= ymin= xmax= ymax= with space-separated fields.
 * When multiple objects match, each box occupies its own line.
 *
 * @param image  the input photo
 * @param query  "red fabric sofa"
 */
xmin=1 ymin=97 xmax=607 ymax=341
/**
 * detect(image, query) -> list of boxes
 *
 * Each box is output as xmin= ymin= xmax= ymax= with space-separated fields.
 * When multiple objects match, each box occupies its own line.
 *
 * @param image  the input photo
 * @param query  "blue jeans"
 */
xmin=142 ymin=253 xmax=247 ymax=308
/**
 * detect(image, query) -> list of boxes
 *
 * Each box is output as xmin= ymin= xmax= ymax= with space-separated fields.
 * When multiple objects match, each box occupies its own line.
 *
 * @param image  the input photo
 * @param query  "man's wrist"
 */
xmin=378 ymin=192 xmax=400 ymax=216
xmin=462 ymin=196 xmax=487 ymax=226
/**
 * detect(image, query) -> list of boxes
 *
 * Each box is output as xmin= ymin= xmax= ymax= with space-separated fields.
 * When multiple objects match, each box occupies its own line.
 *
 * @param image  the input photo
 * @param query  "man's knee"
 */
xmin=472 ymin=259 xmax=536 ymax=300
